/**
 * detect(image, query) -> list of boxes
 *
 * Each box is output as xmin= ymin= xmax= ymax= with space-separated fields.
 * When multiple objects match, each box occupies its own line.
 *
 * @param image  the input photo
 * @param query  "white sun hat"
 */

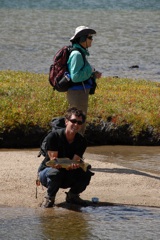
xmin=70 ymin=26 xmax=96 ymax=42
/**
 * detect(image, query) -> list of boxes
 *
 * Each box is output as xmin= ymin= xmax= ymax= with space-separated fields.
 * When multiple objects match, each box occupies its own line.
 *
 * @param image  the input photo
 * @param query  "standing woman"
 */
xmin=67 ymin=26 xmax=102 ymax=135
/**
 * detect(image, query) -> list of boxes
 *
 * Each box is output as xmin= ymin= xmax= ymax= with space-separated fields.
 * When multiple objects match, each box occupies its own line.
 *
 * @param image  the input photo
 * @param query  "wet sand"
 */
xmin=0 ymin=150 xmax=159 ymax=208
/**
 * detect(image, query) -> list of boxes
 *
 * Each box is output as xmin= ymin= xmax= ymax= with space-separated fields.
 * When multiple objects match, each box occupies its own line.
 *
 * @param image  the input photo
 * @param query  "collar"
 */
xmin=72 ymin=43 xmax=90 ymax=56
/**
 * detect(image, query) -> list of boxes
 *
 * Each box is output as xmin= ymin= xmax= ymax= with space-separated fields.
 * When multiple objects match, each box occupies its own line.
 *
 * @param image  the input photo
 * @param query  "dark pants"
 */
xmin=39 ymin=167 xmax=94 ymax=198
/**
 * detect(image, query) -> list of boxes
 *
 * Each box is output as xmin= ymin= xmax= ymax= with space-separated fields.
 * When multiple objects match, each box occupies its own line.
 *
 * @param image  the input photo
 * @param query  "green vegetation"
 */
xmin=0 ymin=70 xmax=160 ymax=145
xmin=89 ymin=76 xmax=160 ymax=136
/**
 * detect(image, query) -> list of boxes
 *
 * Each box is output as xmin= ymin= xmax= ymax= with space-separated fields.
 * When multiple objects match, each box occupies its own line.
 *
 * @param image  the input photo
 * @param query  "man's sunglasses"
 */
xmin=87 ymin=36 xmax=93 ymax=40
xmin=69 ymin=119 xmax=83 ymax=125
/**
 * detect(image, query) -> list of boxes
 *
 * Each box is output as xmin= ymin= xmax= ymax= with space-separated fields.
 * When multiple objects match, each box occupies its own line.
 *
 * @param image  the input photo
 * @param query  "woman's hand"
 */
xmin=94 ymin=71 xmax=102 ymax=79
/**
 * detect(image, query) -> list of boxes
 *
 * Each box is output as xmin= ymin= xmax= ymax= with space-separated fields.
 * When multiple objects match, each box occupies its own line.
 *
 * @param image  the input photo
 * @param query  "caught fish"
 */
xmin=46 ymin=158 xmax=91 ymax=172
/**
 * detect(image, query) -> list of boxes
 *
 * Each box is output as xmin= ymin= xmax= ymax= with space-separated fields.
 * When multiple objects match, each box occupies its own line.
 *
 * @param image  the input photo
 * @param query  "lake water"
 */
xmin=0 ymin=0 xmax=160 ymax=81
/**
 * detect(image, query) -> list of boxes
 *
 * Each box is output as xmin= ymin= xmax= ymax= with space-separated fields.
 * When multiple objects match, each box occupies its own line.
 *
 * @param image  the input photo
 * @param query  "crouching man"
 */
xmin=38 ymin=107 xmax=94 ymax=208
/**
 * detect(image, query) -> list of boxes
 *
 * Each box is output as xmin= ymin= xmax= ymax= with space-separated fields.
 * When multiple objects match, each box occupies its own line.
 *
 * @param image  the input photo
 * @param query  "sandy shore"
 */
xmin=0 ymin=150 xmax=159 ymax=208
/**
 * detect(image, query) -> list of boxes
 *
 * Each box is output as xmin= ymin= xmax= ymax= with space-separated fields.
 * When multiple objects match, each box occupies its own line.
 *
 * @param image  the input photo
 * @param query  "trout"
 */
xmin=46 ymin=158 xmax=91 ymax=172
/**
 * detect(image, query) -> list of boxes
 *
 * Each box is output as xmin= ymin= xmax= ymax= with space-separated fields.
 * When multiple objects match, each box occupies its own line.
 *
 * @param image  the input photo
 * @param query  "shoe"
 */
xmin=43 ymin=196 xmax=55 ymax=208
xmin=65 ymin=191 xmax=88 ymax=207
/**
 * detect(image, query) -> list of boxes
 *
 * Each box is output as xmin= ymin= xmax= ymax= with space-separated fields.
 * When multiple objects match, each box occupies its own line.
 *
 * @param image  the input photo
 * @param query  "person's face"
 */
xmin=80 ymin=35 xmax=93 ymax=48
xmin=65 ymin=114 xmax=84 ymax=134
xmin=85 ymin=35 xmax=93 ymax=47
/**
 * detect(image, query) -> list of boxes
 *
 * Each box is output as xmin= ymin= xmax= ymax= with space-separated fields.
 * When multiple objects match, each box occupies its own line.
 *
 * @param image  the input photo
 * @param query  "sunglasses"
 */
xmin=69 ymin=119 xmax=83 ymax=125
xmin=87 ymin=36 xmax=93 ymax=40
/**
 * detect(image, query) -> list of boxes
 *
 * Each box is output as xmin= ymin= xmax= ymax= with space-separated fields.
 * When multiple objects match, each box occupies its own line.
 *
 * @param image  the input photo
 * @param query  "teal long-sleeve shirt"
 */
xmin=67 ymin=43 xmax=93 ymax=83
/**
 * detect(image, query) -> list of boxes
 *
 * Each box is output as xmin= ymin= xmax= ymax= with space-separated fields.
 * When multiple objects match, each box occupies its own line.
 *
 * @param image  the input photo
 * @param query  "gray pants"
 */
xmin=67 ymin=88 xmax=90 ymax=135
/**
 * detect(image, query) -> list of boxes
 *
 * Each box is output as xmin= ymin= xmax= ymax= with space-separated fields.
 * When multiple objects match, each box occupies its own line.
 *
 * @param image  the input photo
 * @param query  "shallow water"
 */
xmin=0 ymin=205 xmax=160 ymax=240
xmin=85 ymin=145 xmax=160 ymax=175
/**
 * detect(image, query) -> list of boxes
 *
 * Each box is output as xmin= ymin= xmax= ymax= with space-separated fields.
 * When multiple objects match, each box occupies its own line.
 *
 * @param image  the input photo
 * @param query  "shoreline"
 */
xmin=0 ymin=150 xmax=160 ymax=209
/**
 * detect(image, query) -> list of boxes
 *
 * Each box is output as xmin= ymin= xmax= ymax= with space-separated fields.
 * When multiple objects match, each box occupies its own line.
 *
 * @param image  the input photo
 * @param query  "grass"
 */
xmin=89 ymin=77 xmax=160 ymax=135
xmin=0 ymin=70 xmax=160 ymax=140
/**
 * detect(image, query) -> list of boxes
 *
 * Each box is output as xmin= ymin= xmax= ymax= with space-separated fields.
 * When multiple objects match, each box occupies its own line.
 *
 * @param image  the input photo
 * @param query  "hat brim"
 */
xmin=70 ymin=28 xmax=96 ymax=41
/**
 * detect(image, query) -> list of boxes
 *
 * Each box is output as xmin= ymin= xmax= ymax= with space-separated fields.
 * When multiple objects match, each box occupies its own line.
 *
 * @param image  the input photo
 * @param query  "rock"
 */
xmin=129 ymin=65 xmax=139 ymax=69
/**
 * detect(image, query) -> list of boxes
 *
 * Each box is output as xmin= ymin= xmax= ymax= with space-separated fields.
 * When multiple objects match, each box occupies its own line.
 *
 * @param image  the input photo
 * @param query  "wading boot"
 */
xmin=43 ymin=196 xmax=55 ymax=208
xmin=65 ymin=191 xmax=88 ymax=207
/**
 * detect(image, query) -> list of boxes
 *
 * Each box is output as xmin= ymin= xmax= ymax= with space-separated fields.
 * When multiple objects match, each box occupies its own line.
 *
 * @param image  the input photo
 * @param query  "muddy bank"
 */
xmin=0 ymin=121 xmax=160 ymax=148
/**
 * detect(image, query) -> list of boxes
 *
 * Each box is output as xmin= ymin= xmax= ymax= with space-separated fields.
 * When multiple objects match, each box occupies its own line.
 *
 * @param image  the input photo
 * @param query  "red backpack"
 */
xmin=49 ymin=46 xmax=85 ymax=92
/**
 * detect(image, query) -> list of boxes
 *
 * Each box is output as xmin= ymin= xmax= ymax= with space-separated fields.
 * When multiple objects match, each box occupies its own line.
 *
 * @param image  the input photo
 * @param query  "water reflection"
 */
xmin=0 ymin=205 xmax=160 ymax=240
xmin=39 ymin=208 xmax=89 ymax=240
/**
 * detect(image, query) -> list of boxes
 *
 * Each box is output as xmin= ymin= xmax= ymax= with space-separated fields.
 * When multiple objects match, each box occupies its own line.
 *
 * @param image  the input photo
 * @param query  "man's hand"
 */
xmin=50 ymin=158 xmax=62 ymax=169
xmin=66 ymin=163 xmax=80 ymax=170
